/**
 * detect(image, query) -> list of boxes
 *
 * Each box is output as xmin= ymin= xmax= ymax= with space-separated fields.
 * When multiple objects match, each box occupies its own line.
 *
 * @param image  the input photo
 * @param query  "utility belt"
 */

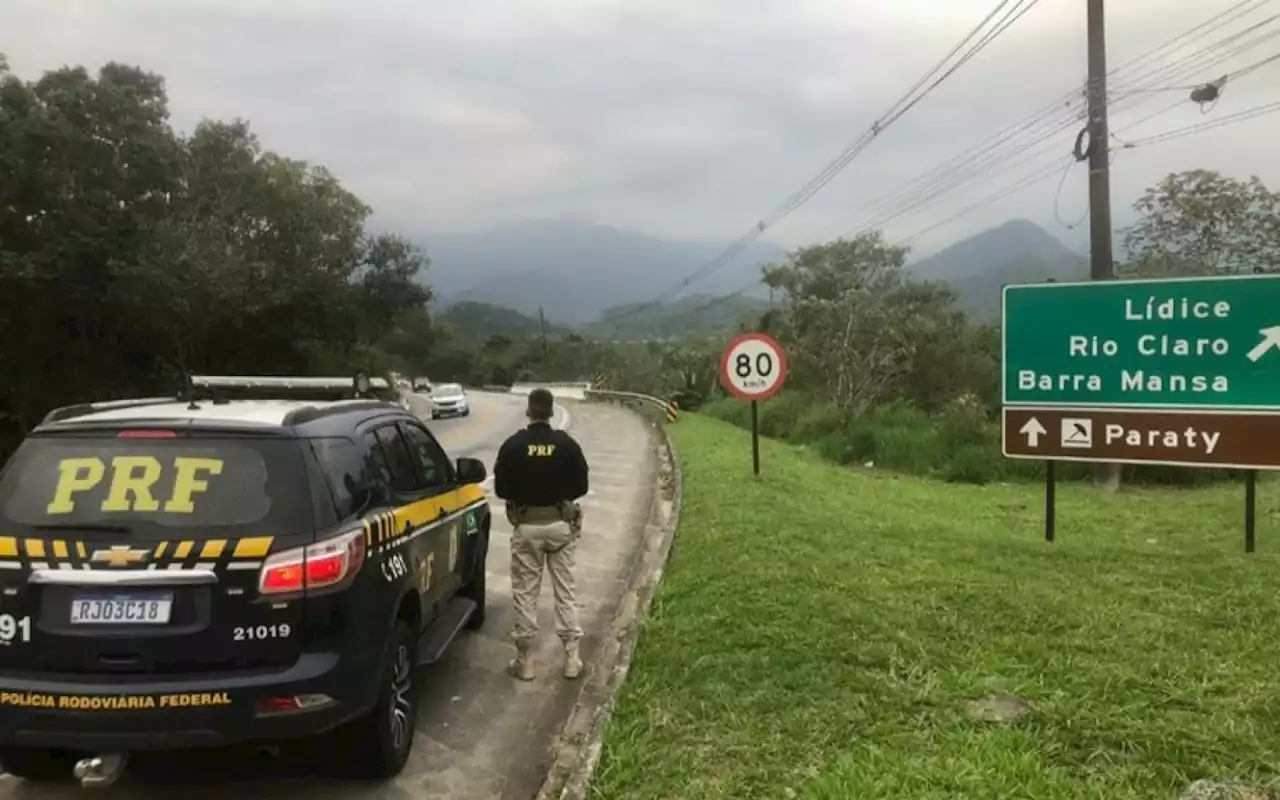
xmin=506 ymin=501 xmax=583 ymax=534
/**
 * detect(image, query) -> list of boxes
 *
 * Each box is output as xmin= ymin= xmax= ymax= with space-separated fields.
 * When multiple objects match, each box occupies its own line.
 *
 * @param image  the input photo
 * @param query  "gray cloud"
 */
xmin=5 ymin=0 xmax=1277 ymax=260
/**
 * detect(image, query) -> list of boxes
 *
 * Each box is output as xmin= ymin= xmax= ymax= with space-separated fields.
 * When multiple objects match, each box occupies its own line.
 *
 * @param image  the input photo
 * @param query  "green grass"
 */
xmin=592 ymin=414 xmax=1280 ymax=800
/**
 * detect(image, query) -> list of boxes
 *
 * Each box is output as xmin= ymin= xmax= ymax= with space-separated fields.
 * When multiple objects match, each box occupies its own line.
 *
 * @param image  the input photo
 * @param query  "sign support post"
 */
xmin=1044 ymin=461 xmax=1056 ymax=543
xmin=751 ymin=401 xmax=760 ymax=476
xmin=1246 ymin=470 xmax=1257 ymax=554
xmin=1001 ymin=274 xmax=1280 ymax=551
xmin=719 ymin=332 xmax=788 ymax=476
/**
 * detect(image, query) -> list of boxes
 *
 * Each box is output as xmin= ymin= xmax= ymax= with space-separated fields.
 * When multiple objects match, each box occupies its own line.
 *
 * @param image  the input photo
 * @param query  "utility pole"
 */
xmin=537 ymin=306 xmax=548 ymax=357
xmin=1087 ymin=0 xmax=1121 ymax=492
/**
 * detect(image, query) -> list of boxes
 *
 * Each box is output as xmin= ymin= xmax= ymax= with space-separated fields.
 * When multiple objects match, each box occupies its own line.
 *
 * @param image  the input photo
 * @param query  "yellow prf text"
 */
xmin=0 ymin=691 xmax=233 ymax=710
xmin=46 ymin=456 xmax=224 ymax=515
xmin=526 ymin=444 xmax=555 ymax=457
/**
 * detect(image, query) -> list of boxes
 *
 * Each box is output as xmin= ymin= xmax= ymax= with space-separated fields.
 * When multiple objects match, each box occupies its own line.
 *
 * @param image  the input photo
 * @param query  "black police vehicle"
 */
xmin=0 ymin=375 xmax=491 ymax=785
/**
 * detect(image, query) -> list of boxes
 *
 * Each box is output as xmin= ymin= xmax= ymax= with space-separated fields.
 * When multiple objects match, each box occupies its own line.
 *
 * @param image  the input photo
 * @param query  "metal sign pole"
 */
xmin=751 ymin=400 xmax=760 ymax=477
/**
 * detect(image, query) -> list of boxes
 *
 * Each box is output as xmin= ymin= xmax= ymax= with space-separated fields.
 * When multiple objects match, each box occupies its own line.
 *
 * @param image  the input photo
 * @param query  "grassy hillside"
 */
xmin=595 ymin=414 xmax=1280 ymax=799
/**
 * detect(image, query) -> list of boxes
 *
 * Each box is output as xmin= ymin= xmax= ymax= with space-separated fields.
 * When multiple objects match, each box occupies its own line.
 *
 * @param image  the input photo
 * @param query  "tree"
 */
xmin=0 ymin=59 xmax=431 ymax=455
xmin=1122 ymin=169 xmax=1280 ymax=276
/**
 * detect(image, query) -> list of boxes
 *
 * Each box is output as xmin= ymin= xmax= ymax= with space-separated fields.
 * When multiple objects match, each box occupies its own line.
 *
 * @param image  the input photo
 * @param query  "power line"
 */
xmin=591 ymin=0 xmax=1043 ymax=328
xmin=897 ymin=94 xmax=1280 ymax=243
xmin=690 ymin=93 xmax=1280 ymax=317
xmin=828 ymin=10 xmax=1280 ymax=244
xmin=797 ymin=0 xmax=1279 ymax=246
xmin=802 ymin=0 xmax=1277 ymax=243
xmin=1118 ymin=97 xmax=1280 ymax=146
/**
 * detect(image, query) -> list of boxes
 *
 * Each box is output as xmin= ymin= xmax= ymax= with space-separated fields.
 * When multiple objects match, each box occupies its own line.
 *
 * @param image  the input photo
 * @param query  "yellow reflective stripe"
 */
xmin=24 ymin=539 xmax=45 ymax=559
xmin=232 ymin=537 xmax=272 ymax=558
xmin=76 ymin=541 xmax=87 ymax=558
xmin=0 ymin=537 xmax=16 ymax=558
xmin=174 ymin=541 xmax=193 ymax=559
xmin=154 ymin=542 xmax=168 ymax=558
xmin=199 ymin=540 xmax=226 ymax=559
xmin=52 ymin=540 xmax=69 ymax=559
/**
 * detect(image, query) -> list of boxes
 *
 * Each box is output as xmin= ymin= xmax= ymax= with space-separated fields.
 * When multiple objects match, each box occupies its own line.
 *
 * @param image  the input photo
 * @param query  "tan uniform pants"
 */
xmin=510 ymin=516 xmax=583 ymax=644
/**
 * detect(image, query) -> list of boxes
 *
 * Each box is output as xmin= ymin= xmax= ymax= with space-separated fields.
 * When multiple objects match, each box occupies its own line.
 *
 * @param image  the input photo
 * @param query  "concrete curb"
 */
xmin=532 ymin=407 xmax=684 ymax=800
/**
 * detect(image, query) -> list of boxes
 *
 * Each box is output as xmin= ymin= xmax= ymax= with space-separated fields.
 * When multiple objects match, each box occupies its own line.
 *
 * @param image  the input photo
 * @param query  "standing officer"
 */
xmin=493 ymin=388 xmax=589 ymax=681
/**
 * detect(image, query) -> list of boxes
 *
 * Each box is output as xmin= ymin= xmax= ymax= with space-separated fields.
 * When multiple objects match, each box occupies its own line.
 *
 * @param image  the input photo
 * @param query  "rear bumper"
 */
xmin=0 ymin=650 xmax=380 ymax=751
xmin=430 ymin=405 xmax=468 ymax=417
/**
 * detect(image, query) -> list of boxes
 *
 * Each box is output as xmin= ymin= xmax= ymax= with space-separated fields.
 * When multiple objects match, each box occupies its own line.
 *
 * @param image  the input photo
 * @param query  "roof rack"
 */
xmin=189 ymin=374 xmax=395 ymax=402
xmin=39 ymin=375 xmax=402 ymax=428
xmin=42 ymin=396 xmax=180 ymax=425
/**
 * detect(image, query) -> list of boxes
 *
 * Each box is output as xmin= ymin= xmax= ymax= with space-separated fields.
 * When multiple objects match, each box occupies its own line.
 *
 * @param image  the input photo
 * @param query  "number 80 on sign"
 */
xmin=719 ymin=332 xmax=788 ymax=401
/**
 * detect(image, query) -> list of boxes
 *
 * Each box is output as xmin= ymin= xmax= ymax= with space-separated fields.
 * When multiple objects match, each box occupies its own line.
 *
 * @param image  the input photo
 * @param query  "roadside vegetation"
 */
xmin=593 ymin=414 xmax=1280 ymax=799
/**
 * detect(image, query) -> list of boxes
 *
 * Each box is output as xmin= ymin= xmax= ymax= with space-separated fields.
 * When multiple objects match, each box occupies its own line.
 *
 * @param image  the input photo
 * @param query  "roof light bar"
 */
xmin=190 ymin=375 xmax=390 ymax=390
xmin=188 ymin=374 xmax=397 ymax=402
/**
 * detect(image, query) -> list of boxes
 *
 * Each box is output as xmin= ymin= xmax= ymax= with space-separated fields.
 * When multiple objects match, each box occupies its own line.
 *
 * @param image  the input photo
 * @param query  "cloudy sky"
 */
xmin=6 ymin=0 xmax=1278 ymax=256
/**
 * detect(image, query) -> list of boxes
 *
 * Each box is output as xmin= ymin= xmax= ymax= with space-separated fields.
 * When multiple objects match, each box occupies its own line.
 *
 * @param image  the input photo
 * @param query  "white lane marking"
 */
xmin=556 ymin=403 xmax=572 ymax=432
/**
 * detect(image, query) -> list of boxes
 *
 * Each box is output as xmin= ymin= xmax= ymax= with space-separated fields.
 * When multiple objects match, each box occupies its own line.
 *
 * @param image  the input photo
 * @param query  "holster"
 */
xmin=506 ymin=501 xmax=583 ymax=536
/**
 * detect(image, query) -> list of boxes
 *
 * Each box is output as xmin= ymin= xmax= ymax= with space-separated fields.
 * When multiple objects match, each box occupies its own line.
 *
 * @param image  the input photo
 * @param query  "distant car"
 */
xmin=429 ymin=383 xmax=469 ymax=419
xmin=412 ymin=378 xmax=431 ymax=392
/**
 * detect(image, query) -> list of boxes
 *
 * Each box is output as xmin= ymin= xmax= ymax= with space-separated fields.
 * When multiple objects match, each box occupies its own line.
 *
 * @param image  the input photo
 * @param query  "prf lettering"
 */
xmin=46 ymin=457 xmax=224 ymax=515
xmin=527 ymin=444 xmax=556 ymax=457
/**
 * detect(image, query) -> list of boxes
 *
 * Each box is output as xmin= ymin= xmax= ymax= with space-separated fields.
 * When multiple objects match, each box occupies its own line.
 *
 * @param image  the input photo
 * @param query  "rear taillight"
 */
xmin=257 ymin=528 xmax=366 ymax=596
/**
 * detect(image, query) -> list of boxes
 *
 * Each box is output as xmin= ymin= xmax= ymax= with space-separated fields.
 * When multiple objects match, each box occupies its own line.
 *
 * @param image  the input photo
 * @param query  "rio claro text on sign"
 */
xmin=1019 ymin=295 xmax=1238 ymax=396
xmin=0 ymin=690 xmax=232 ymax=710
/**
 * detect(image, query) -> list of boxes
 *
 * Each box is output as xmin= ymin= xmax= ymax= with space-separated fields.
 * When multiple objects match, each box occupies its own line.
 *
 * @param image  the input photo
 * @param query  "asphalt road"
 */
xmin=0 ymin=391 xmax=657 ymax=800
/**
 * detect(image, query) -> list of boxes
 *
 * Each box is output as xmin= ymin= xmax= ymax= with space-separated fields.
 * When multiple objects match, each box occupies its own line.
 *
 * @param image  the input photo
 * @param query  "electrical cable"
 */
xmin=833 ymin=16 xmax=1280 ymax=244
xmin=591 ymin=0 xmax=1042 ymax=328
xmin=691 ymin=92 xmax=1280 ymax=316
xmin=805 ymin=0 xmax=1277 ymax=243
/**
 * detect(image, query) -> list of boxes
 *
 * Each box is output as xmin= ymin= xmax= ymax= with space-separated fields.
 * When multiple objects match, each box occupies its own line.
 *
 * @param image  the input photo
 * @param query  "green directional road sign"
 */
xmin=1002 ymin=274 xmax=1280 ymax=410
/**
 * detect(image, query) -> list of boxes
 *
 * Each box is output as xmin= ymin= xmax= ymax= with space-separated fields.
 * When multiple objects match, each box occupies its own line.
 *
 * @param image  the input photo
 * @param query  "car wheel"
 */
xmin=332 ymin=619 xmax=417 ymax=779
xmin=0 ymin=748 xmax=81 ymax=782
xmin=459 ymin=532 xmax=487 ymax=631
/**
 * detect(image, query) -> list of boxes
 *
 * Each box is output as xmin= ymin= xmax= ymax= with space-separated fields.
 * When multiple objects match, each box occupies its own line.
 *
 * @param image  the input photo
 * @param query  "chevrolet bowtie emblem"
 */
xmin=91 ymin=547 xmax=150 ymax=567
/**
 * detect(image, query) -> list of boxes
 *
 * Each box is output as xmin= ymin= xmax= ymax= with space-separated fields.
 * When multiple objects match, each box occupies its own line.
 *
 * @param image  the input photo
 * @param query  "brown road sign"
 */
xmin=1002 ymin=406 xmax=1280 ymax=470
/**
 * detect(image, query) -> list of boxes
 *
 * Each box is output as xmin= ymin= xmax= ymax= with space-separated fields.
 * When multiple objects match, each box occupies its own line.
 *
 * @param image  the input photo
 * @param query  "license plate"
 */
xmin=69 ymin=594 xmax=174 ymax=625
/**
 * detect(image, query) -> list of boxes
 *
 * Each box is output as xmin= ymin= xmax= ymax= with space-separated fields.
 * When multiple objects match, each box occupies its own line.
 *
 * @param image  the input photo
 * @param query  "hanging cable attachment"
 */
xmin=1189 ymin=75 xmax=1227 ymax=105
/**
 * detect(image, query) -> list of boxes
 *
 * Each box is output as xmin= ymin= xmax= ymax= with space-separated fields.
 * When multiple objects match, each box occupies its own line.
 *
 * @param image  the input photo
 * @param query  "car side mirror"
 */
xmin=456 ymin=457 xmax=486 ymax=485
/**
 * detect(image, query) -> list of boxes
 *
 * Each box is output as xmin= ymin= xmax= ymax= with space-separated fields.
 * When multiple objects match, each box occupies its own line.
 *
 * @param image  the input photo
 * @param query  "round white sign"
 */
xmin=720 ymin=333 xmax=788 ymax=400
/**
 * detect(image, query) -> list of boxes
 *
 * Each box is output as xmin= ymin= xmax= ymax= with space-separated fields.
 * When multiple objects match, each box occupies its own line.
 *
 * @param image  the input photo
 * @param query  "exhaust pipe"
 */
xmin=72 ymin=753 xmax=128 ymax=789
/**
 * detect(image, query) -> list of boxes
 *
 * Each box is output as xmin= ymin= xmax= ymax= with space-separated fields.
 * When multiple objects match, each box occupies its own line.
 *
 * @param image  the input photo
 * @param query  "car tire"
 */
xmin=331 ymin=620 xmax=418 ymax=780
xmin=0 ymin=747 xmax=81 ymax=782
xmin=460 ymin=532 xmax=487 ymax=631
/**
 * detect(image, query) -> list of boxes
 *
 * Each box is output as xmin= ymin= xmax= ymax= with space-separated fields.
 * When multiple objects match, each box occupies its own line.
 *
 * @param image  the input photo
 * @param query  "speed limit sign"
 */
xmin=719 ymin=332 xmax=788 ymax=401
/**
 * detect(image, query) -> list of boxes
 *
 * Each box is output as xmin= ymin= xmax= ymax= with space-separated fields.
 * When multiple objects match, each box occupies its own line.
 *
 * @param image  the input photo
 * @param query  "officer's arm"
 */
xmin=563 ymin=435 xmax=589 ymax=501
xmin=493 ymin=436 xmax=519 ymax=501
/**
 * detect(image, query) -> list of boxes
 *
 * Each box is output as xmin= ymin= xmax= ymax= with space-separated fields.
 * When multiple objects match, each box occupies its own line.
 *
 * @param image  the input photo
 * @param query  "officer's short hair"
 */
xmin=528 ymin=388 xmax=554 ymax=421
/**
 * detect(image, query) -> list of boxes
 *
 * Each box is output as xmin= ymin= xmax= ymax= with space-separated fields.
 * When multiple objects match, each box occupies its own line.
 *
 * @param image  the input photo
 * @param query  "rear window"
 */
xmin=0 ymin=433 xmax=313 ymax=539
xmin=435 ymin=384 xmax=462 ymax=394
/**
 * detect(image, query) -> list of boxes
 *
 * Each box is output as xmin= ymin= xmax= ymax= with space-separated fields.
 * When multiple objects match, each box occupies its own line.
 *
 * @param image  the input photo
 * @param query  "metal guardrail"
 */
xmin=583 ymin=389 xmax=679 ymax=423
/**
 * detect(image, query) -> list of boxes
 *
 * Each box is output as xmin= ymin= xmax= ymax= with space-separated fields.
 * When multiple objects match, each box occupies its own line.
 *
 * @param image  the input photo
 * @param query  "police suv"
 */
xmin=0 ymin=375 xmax=491 ymax=785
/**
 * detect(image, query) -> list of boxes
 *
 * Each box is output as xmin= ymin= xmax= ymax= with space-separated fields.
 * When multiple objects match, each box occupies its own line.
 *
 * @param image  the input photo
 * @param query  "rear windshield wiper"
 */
xmin=31 ymin=523 xmax=133 ymax=534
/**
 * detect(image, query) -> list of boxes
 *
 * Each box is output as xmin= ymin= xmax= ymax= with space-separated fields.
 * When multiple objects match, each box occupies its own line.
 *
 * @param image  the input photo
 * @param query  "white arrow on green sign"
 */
xmin=1002 ymin=274 xmax=1280 ymax=410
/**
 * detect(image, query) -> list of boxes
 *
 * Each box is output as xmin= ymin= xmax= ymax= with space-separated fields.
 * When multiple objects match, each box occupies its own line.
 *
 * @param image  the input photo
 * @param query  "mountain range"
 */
xmin=419 ymin=217 xmax=1087 ymax=329
xmin=419 ymin=219 xmax=783 ymax=326
xmin=905 ymin=218 xmax=1088 ymax=321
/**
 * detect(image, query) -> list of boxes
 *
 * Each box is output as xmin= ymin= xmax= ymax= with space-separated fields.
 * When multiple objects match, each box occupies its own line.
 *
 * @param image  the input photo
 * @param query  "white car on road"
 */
xmin=430 ymin=383 xmax=470 ymax=419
